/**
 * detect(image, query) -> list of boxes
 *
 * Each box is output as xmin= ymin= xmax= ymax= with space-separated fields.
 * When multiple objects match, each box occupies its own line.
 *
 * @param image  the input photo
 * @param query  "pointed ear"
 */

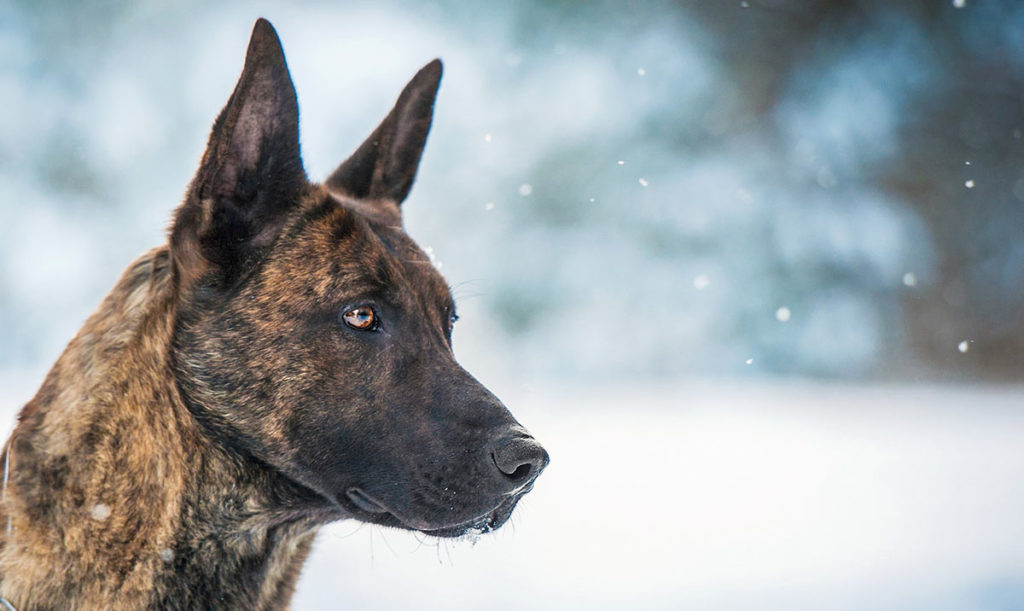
xmin=171 ymin=18 xmax=306 ymax=289
xmin=326 ymin=59 xmax=442 ymax=206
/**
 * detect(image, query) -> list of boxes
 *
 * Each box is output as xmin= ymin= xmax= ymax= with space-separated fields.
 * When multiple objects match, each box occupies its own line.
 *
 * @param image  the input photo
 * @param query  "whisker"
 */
xmin=451 ymin=279 xmax=487 ymax=302
xmin=368 ymin=524 xmax=375 ymax=566
xmin=412 ymin=532 xmax=430 ymax=552
xmin=329 ymin=521 xmax=366 ymax=540
xmin=377 ymin=527 xmax=399 ymax=559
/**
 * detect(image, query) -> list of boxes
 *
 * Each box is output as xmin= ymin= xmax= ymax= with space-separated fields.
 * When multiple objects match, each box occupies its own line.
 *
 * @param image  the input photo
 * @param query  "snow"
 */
xmin=902 ymin=272 xmax=917 ymax=287
xmin=293 ymin=382 xmax=1024 ymax=610
xmin=775 ymin=307 xmax=791 ymax=322
xmin=958 ymin=340 xmax=971 ymax=353
xmin=518 ymin=184 xmax=533 ymax=197
xmin=91 ymin=503 xmax=111 ymax=521
xmin=965 ymin=179 xmax=975 ymax=189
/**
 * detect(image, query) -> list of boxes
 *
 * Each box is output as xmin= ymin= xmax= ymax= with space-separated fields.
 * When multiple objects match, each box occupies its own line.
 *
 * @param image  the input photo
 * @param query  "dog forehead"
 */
xmin=297 ymin=191 xmax=452 ymax=306
xmin=369 ymin=219 xmax=454 ymax=308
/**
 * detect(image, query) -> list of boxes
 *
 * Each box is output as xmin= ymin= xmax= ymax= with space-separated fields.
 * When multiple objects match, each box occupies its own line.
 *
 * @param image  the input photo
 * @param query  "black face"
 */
xmin=288 ymin=207 xmax=548 ymax=536
xmin=169 ymin=20 xmax=547 ymax=537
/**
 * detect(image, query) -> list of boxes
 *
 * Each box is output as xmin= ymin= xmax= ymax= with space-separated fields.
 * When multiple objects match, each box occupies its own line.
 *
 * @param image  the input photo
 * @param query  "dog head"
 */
xmin=168 ymin=19 xmax=547 ymax=536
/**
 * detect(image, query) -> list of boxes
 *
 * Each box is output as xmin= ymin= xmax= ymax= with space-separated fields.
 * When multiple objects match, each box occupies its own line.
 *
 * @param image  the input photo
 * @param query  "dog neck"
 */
xmin=0 ymin=247 xmax=323 ymax=609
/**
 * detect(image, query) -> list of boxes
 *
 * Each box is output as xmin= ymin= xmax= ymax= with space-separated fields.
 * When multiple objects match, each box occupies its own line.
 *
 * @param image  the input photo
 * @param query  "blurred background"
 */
xmin=2 ymin=0 xmax=1024 ymax=609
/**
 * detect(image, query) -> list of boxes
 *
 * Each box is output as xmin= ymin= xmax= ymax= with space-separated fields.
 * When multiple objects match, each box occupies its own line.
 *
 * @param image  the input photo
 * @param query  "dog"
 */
xmin=0 ymin=18 xmax=548 ymax=609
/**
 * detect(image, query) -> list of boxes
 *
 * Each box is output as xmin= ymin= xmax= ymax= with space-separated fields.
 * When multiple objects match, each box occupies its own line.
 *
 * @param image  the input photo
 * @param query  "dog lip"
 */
xmin=420 ymin=494 xmax=521 ymax=538
xmin=344 ymin=488 xmax=436 ymax=529
xmin=511 ymin=480 xmax=535 ymax=496
xmin=345 ymin=487 xmax=389 ymax=514
xmin=342 ymin=485 xmax=527 ymax=536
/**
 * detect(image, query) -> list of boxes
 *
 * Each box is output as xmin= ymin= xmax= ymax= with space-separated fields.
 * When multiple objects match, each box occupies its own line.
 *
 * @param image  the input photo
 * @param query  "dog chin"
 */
xmin=418 ymin=495 xmax=522 ymax=538
xmin=341 ymin=487 xmax=523 ymax=538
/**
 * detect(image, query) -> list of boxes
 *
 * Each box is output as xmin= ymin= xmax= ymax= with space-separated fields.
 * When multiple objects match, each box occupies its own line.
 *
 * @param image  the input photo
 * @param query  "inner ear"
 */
xmin=171 ymin=18 xmax=307 ymax=289
xmin=326 ymin=59 xmax=442 ymax=207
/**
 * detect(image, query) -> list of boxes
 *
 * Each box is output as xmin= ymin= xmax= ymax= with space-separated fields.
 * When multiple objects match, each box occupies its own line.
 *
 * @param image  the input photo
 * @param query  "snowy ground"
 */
xmin=3 ymin=379 xmax=1023 ymax=609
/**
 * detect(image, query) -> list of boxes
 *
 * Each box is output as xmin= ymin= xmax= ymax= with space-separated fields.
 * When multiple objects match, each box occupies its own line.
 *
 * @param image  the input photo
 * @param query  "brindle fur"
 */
xmin=0 ymin=19 xmax=547 ymax=609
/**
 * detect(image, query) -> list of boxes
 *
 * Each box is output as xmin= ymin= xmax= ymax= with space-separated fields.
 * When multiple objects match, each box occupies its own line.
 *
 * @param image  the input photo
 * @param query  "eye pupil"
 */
xmin=343 ymin=306 xmax=377 ymax=330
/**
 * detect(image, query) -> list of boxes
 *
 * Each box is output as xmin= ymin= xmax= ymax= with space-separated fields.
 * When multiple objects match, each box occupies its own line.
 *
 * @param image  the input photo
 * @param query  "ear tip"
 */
xmin=252 ymin=17 xmax=277 ymax=37
xmin=420 ymin=58 xmax=443 ymax=83
xmin=248 ymin=18 xmax=285 ymax=57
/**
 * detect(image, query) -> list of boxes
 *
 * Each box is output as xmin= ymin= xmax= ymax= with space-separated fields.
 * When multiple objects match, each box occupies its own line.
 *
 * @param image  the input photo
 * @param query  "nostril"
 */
xmin=490 ymin=437 xmax=549 ymax=486
xmin=507 ymin=463 xmax=532 ymax=481
xmin=491 ymin=450 xmax=534 ymax=482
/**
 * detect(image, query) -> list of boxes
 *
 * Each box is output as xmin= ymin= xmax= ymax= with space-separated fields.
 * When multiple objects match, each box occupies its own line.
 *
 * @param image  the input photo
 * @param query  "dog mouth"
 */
xmin=343 ymin=487 xmax=524 ymax=538
xmin=345 ymin=487 xmax=390 ymax=515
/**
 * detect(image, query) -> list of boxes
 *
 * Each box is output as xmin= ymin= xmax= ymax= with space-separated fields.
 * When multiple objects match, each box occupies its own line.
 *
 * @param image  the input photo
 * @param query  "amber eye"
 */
xmin=342 ymin=306 xmax=377 ymax=331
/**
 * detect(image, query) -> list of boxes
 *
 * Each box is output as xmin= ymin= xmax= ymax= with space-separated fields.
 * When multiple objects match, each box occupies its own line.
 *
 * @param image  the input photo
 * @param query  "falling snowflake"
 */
xmin=745 ymin=358 xmax=754 ymax=365
xmin=91 ymin=503 xmax=111 ymax=521
xmin=953 ymin=0 xmax=966 ymax=7
xmin=638 ymin=178 xmax=649 ymax=187
xmin=775 ymin=307 xmax=791 ymax=322
xmin=637 ymin=67 xmax=646 ymax=76
xmin=964 ymin=179 xmax=975 ymax=188
xmin=484 ymin=133 xmax=492 ymax=143
xmin=518 ymin=184 xmax=533 ymax=196
xmin=693 ymin=274 xmax=710 ymax=290
xmin=485 ymin=202 xmax=495 ymax=211
xmin=902 ymin=272 xmax=917 ymax=287
xmin=617 ymin=160 xmax=626 ymax=166
xmin=424 ymin=246 xmax=439 ymax=268
xmin=958 ymin=340 xmax=970 ymax=353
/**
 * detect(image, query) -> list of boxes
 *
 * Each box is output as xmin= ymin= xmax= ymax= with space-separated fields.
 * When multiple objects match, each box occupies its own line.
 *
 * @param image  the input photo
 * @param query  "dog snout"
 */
xmin=488 ymin=434 xmax=549 ymax=490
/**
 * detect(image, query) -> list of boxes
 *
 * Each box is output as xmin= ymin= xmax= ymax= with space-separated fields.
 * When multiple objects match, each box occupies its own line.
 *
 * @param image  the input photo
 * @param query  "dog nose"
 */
xmin=489 ymin=434 xmax=549 ymax=488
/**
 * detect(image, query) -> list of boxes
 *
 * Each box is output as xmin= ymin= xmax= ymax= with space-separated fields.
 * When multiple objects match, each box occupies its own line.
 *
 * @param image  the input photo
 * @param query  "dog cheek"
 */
xmin=276 ymin=392 xmax=379 ymax=493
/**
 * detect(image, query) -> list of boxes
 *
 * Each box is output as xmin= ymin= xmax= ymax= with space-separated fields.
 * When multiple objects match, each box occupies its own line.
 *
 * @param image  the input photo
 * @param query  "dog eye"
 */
xmin=342 ymin=306 xmax=377 ymax=331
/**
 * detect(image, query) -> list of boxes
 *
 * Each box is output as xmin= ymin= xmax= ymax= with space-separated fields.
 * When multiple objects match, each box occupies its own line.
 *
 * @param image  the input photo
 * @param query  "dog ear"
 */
xmin=171 ymin=18 xmax=306 ymax=289
xmin=326 ymin=59 xmax=442 ymax=207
